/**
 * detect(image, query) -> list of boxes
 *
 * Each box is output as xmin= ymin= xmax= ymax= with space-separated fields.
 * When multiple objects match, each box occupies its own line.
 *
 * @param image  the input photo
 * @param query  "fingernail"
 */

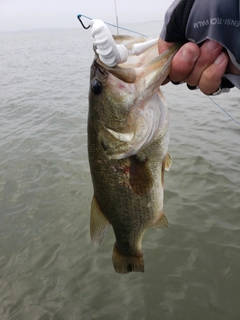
xmin=181 ymin=47 xmax=198 ymax=62
xmin=206 ymin=40 xmax=221 ymax=50
xmin=187 ymin=84 xmax=199 ymax=90
xmin=214 ymin=52 xmax=225 ymax=65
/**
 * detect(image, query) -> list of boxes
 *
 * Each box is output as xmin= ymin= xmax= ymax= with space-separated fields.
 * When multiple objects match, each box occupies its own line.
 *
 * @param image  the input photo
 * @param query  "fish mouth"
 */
xmin=95 ymin=43 xmax=180 ymax=100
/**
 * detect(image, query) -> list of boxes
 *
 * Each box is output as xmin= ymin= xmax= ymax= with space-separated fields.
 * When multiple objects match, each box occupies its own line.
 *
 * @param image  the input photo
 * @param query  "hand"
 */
xmin=158 ymin=38 xmax=229 ymax=95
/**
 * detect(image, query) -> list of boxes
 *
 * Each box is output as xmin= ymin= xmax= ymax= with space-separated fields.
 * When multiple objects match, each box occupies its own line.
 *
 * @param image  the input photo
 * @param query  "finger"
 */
xmin=186 ymin=40 xmax=224 ymax=86
xmin=169 ymin=42 xmax=200 ymax=83
xmin=158 ymin=39 xmax=200 ymax=84
xmin=198 ymin=51 xmax=229 ymax=95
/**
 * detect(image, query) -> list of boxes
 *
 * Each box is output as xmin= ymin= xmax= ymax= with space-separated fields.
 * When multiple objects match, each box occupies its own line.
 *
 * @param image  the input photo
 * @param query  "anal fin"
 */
xmin=153 ymin=213 xmax=168 ymax=229
xmin=90 ymin=196 xmax=111 ymax=245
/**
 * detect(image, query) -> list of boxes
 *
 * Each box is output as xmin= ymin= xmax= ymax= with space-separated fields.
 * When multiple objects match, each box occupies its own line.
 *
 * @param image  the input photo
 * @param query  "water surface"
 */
xmin=0 ymin=23 xmax=240 ymax=320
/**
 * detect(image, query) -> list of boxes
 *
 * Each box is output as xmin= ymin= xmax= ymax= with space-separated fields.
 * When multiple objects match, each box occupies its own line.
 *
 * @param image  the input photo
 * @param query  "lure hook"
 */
xmin=77 ymin=15 xmax=90 ymax=29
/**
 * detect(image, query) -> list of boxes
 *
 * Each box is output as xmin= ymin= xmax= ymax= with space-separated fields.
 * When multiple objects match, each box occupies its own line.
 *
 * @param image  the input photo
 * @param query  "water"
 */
xmin=0 ymin=22 xmax=240 ymax=320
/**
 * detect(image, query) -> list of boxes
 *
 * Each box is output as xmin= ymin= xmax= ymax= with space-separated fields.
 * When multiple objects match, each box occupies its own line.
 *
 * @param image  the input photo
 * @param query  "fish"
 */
xmin=87 ymin=34 xmax=179 ymax=274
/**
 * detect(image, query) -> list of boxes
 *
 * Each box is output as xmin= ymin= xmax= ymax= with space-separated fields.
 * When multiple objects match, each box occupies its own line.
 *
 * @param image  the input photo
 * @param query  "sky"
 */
xmin=0 ymin=0 xmax=174 ymax=32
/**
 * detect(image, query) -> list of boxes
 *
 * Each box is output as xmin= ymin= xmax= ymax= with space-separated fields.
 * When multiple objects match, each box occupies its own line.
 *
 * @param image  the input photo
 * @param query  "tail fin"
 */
xmin=112 ymin=244 xmax=144 ymax=274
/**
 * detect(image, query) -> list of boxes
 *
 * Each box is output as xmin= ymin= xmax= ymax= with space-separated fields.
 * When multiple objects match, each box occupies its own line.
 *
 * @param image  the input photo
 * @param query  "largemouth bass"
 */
xmin=88 ymin=33 xmax=178 ymax=274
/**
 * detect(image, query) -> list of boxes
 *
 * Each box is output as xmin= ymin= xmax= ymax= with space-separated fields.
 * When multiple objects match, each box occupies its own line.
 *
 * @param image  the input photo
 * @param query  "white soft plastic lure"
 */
xmin=90 ymin=19 xmax=158 ymax=66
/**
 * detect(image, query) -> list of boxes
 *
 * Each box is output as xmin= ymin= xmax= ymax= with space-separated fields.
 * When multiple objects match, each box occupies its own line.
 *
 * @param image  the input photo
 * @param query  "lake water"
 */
xmin=0 ymin=21 xmax=240 ymax=320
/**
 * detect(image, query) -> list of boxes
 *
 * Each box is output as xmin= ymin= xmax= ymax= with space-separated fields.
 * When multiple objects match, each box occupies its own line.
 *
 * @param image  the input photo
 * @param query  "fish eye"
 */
xmin=91 ymin=79 xmax=102 ymax=95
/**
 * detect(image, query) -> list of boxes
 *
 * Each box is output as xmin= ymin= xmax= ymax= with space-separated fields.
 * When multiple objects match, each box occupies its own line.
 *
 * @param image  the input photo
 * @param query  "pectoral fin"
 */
xmin=90 ymin=196 xmax=111 ymax=245
xmin=164 ymin=152 xmax=172 ymax=171
xmin=161 ymin=153 xmax=172 ymax=187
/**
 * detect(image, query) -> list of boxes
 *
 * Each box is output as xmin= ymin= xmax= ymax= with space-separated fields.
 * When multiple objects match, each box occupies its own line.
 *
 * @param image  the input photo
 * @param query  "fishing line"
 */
xmin=208 ymin=96 xmax=240 ymax=126
xmin=77 ymin=14 xmax=148 ymax=37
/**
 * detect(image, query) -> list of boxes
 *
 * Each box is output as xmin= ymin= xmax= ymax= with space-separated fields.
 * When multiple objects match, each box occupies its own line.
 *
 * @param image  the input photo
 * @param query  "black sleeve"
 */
xmin=165 ymin=0 xmax=195 ymax=43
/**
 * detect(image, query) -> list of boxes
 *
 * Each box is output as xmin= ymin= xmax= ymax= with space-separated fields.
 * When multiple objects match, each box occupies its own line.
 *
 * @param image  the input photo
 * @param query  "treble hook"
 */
xmin=77 ymin=14 xmax=90 ymax=29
